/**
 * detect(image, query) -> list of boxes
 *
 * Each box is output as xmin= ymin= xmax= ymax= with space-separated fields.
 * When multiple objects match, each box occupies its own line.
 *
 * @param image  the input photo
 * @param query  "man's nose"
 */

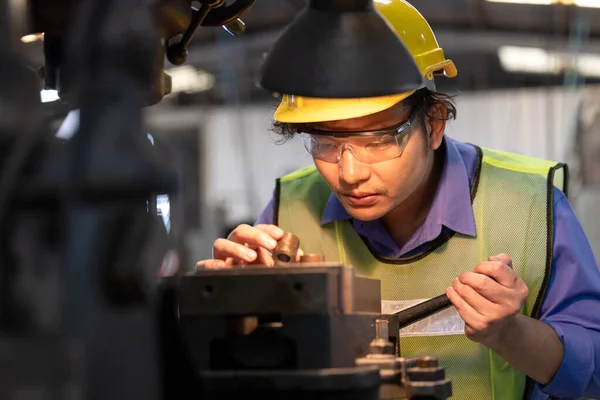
xmin=339 ymin=147 xmax=369 ymax=185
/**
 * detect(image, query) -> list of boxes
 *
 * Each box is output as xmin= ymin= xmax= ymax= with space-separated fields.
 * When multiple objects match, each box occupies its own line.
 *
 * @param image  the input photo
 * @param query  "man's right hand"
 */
xmin=196 ymin=224 xmax=301 ymax=269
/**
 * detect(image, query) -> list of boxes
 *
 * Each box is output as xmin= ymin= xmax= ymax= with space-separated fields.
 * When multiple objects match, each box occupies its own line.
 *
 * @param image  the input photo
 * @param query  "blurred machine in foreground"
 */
xmin=0 ymin=1 xmax=259 ymax=399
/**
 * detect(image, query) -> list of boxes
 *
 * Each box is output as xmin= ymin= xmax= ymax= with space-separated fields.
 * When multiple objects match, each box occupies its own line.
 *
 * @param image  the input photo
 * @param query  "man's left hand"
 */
xmin=445 ymin=253 xmax=529 ymax=346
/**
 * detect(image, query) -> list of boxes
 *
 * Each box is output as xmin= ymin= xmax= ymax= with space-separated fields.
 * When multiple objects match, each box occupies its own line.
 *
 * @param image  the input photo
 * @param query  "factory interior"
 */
xmin=35 ymin=0 xmax=600 ymax=263
xmin=24 ymin=0 xmax=600 ymax=262
xmin=4 ymin=0 xmax=600 ymax=399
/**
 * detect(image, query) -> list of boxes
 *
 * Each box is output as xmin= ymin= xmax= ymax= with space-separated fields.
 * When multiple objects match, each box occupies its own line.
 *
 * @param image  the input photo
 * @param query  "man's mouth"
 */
xmin=342 ymin=192 xmax=380 ymax=206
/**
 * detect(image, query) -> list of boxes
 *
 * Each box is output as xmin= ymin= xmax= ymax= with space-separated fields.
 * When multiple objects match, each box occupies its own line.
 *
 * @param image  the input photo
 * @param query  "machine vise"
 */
xmin=171 ymin=259 xmax=453 ymax=399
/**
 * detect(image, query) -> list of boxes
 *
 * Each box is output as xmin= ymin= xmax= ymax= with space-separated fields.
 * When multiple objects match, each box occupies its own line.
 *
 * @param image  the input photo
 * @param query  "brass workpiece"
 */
xmin=273 ymin=232 xmax=300 ymax=265
xmin=299 ymin=254 xmax=325 ymax=263
xmin=273 ymin=232 xmax=326 ymax=266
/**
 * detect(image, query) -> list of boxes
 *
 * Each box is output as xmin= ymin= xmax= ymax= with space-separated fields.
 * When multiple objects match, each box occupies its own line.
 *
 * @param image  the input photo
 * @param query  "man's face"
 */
xmin=310 ymin=102 xmax=443 ymax=221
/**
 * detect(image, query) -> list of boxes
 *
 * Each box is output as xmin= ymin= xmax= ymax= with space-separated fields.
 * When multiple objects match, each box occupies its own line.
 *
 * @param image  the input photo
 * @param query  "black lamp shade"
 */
xmin=259 ymin=0 xmax=423 ymax=98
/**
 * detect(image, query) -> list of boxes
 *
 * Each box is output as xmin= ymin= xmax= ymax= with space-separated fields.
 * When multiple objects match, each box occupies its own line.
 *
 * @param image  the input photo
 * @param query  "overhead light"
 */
xmin=21 ymin=33 xmax=44 ymax=43
xmin=486 ymin=0 xmax=553 ymax=4
xmin=498 ymin=45 xmax=600 ymax=78
xmin=40 ymin=89 xmax=59 ymax=103
xmin=165 ymin=65 xmax=215 ymax=94
xmin=574 ymin=53 xmax=600 ymax=78
xmin=486 ymin=0 xmax=600 ymax=7
xmin=572 ymin=0 xmax=600 ymax=8
xmin=56 ymin=109 xmax=80 ymax=140
xmin=258 ymin=0 xmax=422 ymax=98
xmin=498 ymin=46 xmax=560 ymax=74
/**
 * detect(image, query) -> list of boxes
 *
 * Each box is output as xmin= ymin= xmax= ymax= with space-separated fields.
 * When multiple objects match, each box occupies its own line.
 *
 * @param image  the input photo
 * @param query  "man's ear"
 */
xmin=427 ymin=105 xmax=447 ymax=151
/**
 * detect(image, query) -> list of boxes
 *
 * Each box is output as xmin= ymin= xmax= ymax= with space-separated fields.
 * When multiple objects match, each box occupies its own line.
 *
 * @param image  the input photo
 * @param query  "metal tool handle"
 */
xmin=391 ymin=294 xmax=452 ymax=330
xmin=389 ymin=260 xmax=513 ymax=329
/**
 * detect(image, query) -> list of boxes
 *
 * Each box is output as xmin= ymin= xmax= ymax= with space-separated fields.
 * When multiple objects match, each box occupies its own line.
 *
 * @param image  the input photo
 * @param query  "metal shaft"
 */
xmin=389 ymin=264 xmax=515 ymax=329
xmin=391 ymin=293 xmax=452 ymax=329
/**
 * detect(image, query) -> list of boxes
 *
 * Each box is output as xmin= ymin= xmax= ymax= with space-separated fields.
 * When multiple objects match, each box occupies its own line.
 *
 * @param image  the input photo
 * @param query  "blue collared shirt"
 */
xmin=255 ymin=135 xmax=600 ymax=399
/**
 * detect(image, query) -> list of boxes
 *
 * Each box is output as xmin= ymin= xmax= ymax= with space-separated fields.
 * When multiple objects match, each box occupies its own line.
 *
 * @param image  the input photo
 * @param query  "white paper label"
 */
xmin=381 ymin=299 xmax=465 ymax=337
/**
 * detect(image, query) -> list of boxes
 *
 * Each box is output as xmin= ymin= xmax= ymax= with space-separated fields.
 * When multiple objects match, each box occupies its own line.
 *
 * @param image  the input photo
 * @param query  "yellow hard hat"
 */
xmin=274 ymin=0 xmax=457 ymax=124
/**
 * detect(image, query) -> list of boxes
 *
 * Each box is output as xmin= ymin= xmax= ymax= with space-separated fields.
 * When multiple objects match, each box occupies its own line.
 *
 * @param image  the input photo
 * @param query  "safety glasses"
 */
xmin=300 ymin=107 xmax=418 ymax=164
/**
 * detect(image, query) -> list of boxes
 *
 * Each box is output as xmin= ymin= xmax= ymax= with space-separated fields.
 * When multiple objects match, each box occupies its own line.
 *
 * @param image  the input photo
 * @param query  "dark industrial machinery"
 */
xmin=167 ymin=234 xmax=453 ymax=399
xmin=258 ymin=0 xmax=423 ymax=97
xmin=170 ymin=264 xmax=453 ymax=399
xmin=0 ymin=1 xmax=258 ymax=399
xmin=33 ymin=0 xmax=257 ymax=108
xmin=0 ymin=1 xmax=449 ymax=400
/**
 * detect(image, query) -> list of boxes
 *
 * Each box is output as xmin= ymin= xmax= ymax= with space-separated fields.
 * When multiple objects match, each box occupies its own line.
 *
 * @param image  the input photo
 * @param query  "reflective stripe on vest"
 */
xmin=275 ymin=145 xmax=567 ymax=400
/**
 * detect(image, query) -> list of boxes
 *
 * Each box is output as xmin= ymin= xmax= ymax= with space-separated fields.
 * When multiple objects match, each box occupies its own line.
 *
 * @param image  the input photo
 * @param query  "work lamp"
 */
xmin=259 ymin=0 xmax=423 ymax=98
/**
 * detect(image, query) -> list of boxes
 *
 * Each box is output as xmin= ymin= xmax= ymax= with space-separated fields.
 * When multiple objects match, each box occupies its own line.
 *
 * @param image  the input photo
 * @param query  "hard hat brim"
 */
xmin=274 ymin=90 xmax=415 ymax=123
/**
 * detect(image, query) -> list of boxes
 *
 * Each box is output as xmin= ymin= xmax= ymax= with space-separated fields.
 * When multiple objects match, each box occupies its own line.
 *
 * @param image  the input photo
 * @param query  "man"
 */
xmin=196 ymin=0 xmax=600 ymax=398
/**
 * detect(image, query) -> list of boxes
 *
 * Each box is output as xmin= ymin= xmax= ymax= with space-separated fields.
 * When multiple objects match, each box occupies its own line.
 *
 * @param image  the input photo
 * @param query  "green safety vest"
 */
xmin=274 ymin=145 xmax=567 ymax=400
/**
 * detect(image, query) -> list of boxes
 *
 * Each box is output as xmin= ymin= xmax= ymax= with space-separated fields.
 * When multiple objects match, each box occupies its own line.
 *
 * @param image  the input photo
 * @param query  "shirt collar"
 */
xmin=320 ymin=135 xmax=476 ymax=238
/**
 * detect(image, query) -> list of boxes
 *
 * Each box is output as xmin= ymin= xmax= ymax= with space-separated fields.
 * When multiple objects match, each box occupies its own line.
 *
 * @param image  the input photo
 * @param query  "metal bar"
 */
xmin=387 ymin=294 xmax=452 ymax=330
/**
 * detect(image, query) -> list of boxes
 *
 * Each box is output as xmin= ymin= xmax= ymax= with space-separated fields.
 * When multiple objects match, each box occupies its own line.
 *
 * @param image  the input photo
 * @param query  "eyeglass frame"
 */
xmin=299 ymin=106 xmax=420 ymax=164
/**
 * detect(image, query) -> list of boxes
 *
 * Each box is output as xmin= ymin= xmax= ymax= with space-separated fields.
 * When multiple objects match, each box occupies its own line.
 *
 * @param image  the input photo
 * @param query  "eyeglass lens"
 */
xmin=303 ymin=131 xmax=411 ymax=164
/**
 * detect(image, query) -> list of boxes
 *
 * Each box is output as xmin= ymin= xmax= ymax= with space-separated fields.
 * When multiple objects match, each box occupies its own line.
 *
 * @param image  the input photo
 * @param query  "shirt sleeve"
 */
xmin=533 ymin=188 xmax=600 ymax=398
xmin=254 ymin=198 xmax=274 ymax=225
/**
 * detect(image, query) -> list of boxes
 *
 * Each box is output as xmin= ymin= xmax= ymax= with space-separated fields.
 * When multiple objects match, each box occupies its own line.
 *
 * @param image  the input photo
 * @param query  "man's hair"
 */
xmin=270 ymin=88 xmax=457 ymax=143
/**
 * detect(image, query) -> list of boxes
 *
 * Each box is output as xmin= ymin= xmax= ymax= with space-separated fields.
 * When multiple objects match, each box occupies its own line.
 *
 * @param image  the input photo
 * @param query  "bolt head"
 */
xmin=370 ymin=338 xmax=394 ymax=355
xmin=417 ymin=356 xmax=438 ymax=368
